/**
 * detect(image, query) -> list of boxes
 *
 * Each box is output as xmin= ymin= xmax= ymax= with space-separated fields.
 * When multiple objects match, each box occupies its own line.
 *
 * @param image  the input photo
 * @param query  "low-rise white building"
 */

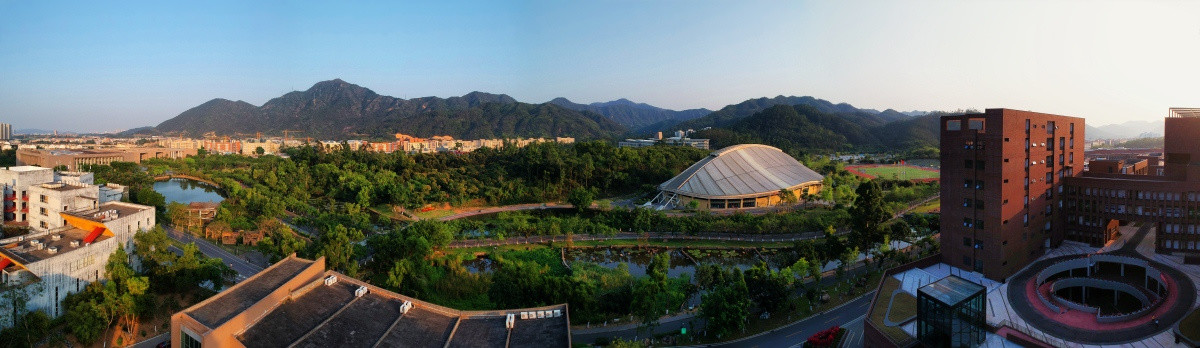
xmin=0 ymin=201 xmax=155 ymax=327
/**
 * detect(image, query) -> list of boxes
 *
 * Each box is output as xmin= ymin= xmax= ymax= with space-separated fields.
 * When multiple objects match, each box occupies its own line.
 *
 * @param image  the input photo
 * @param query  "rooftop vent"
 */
xmin=46 ymin=246 xmax=58 ymax=254
xmin=520 ymin=312 xmax=529 ymax=320
xmin=69 ymin=240 xmax=80 ymax=248
xmin=537 ymin=311 xmax=545 ymax=319
xmin=506 ymin=314 xmax=515 ymax=329
xmin=51 ymin=234 xmax=61 ymax=241
xmin=554 ymin=309 xmax=561 ymax=317
xmin=400 ymin=300 xmax=413 ymax=314
xmin=354 ymin=286 xmax=368 ymax=297
xmin=324 ymin=275 xmax=338 ymax=286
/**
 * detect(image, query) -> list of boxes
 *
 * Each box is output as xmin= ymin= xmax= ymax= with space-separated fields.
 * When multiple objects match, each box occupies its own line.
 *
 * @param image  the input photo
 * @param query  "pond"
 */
xmin=153 ymin=178 xmax=224 ymax=205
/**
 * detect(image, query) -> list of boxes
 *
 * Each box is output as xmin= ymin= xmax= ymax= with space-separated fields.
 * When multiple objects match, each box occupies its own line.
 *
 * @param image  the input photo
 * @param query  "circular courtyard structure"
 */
xmin=1007 ymin=252 xmax=1196 ymax=344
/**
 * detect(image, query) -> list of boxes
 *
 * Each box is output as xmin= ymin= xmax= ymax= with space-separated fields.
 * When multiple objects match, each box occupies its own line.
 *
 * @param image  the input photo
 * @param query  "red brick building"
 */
xmin=940 ymin=109 xmax=1085 ymax=281
xmin=1062 ymin=108 xmax=1200 ymax=253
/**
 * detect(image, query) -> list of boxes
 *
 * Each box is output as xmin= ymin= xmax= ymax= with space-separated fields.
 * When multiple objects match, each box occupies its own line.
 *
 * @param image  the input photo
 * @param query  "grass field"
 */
xmin=847 ymin=164 xmax=939 ymax=181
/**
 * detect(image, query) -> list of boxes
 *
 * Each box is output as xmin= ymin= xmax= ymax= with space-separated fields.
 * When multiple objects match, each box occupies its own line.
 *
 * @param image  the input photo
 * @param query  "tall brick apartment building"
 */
xmin=1062 ymin=108 xmax=1200 ymax=254
xmin=940 ymin=109 xmax=1085 ymax=281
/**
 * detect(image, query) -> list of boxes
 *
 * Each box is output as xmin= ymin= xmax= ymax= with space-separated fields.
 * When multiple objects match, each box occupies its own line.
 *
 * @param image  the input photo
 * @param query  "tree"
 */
xmin=566 ymin=187 xmax=595 ymax=212
xmin=849 ymin=180 xmax=889 ymax=250
xmin=700 ymin=269 xmax=750 ymax=339
xmin=65 ymin=298 xmax=106 ymax=345
xmin=889 ymin=220 xmax=913 ymax=242
xmin=321 ymin=225 xmax=357 ymax=273
xmin=255 ymin=146 xmax=265 ymax=156
xmin=744 ymin=262 xmax=791 ymax=312
xmin=780 ymin=188 xmax=798 ymax=204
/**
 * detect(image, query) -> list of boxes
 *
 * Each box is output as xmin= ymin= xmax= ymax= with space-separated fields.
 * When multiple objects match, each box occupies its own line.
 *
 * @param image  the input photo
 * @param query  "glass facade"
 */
xmin=917 ymin=276 xmax=986 ymax=347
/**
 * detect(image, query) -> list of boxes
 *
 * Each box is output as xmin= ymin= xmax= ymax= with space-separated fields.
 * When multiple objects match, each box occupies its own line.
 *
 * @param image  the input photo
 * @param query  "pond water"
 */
xmin=153 ymin=178 xmax=224 ymax=205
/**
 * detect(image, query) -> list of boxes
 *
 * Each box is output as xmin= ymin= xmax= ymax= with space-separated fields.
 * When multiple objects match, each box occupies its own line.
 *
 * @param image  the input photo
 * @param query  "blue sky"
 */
xmin=2 ymin=1 xmax=1199 ymax=132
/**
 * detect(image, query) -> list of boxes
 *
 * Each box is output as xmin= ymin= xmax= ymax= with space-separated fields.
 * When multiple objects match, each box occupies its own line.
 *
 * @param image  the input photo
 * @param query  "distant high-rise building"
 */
xmin=0 ymin=123 xmax=11 ymax=140
xmin=940 ymin=109 xmax=1084 ymax=281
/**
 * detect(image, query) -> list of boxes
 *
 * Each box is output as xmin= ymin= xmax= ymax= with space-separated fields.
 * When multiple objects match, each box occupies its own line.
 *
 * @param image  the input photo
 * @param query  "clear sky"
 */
xmin=1 ymin=0 xmax=1198 ymax=132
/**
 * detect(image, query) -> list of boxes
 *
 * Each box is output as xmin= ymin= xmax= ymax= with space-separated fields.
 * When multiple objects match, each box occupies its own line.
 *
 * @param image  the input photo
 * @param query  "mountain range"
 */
xmin=154 ymin=79 xmax=626 ymax=139
xmin=142 ymin=79 xmax=954 ymax=153
xmin=1084 ymin=120 xmax=1165 ymax=140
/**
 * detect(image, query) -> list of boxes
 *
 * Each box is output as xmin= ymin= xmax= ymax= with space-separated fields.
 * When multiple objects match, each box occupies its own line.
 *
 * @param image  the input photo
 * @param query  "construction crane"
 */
xmin=282 ymin=130 xmax=303 ymax=141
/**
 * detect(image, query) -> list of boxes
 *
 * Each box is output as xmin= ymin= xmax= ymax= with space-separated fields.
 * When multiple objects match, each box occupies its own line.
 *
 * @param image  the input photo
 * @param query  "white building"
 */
xmin=1 ymin=166 xmax=56 ymax=224
xmin=0 ymin=201 xmax=155 ymax=327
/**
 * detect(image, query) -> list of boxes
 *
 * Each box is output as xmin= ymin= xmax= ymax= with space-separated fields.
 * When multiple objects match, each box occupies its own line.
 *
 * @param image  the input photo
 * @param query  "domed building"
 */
xmin=649 ymin=144 xmax=824 ymax=210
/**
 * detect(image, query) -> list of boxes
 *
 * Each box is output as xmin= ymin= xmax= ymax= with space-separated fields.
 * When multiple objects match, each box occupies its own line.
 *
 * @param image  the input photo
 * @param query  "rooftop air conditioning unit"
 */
xmin=520 ymin=312 xmax=529 ymax=320
xmin=537 ymin=311 xmax=545 ymax=319
xmin=51 ymin=234 xmax=61 ymax=241
xmin=47 ymin=246 xmax=58 ymax=254
xmin=506 ymin=314 xmax=515 ymax=329
xmin=354 ymin=286 xmax=368 ymax=297
xmin=554 ymin=310 xmax=561 ymax=317
xmin=69 ymin=240 xmax=80 ymax=247
xmin=400 ymin=301 xmax=413 ymax=314
xmin=324 ymin=275 xmax=338 ymax=286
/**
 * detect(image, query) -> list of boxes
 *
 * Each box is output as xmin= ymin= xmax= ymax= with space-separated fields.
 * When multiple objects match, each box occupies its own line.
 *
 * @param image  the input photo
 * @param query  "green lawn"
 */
xmin=869 ymin=277 xmax=918 ymax=345
xmin=910 ymin=199 xmax=941 ymax=214
xmin=853 ymin=165 xmax=939 ymax=180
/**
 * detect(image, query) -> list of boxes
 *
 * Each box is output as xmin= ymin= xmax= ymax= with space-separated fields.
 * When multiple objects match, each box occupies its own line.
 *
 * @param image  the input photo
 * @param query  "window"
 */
xmin=968 ymin=119 xmax=984 ymax=130
xmin=976 ymin=219 xmax=984 ymax=229
xmin=1046 ymin=155 xmax=1053 ymax=168
xmin=39 ymin=207 xmax=47 ymax=216
xmin=39 ymin=195 xmax=47 ymax=203
xmin=975 ymin=180 xmax=984 ymax=190
xmin=1047 ymin=121 xmax=1056 ymax=133
xmin=1069 ymin=153 xmax=1074 ymax=163
xmin=182 ymin=333 xmax=202 ymax=348
xmin=946 ymin=120 xmax=962 ymax=131
xmin=964 ymin=179 xmax=972 ymax=188
xmin=963 ymin=237 xmax=972 ymax=247
xmin=1025 ymin=119 xmax=1030 ymax=131
xmin=40 ymin=221 xmax=47 ymax=228
xmin=963 ymin=198 xmax=973 ymax=208
xmin=976 ymin=200 xmax=984 ymax=209
xmin=976 ymin=160 xmax=985 ymax=170
xmin=963 ymin=255 xmax=972 ymax=266
xmin=1059 ymin=137 xmax=1065 ymax=149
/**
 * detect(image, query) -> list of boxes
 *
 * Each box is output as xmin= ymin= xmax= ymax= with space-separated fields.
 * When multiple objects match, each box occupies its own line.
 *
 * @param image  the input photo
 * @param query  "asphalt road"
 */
xmin=165 ymin=226 xmax=263 ymax=282
xmin=714 ymin=292 xmax=872 ymax=348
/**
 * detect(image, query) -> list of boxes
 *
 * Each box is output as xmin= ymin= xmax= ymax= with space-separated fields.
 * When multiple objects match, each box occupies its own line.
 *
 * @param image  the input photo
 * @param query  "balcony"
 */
xmin=2 ymin=193 xmax=13 ymax=201
xmin=3 ymin=205 xmax=14 ymax=213
xmin=20 ymin=194 xmax=29 ymax=201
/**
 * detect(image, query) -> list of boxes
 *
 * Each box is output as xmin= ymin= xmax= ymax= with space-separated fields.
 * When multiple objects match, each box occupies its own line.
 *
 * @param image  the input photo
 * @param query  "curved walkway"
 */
xmin=1005 ymin=225 xmax=1197 ymax=344
xmin=447 ymin=231 xmax=832 ymax=249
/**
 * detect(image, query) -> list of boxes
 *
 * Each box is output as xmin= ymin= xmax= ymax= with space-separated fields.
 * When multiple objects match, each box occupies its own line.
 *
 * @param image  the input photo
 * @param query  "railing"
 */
xmin=1035 ymin=287 xmax=1060 ymax=313
xmin=2 ymin=193 xmax=14 ymax=201
xmin=1036 ymin=257 xmax=1090 ymax=284
xmin=994 ymin=319 xmax=1071 ymax=348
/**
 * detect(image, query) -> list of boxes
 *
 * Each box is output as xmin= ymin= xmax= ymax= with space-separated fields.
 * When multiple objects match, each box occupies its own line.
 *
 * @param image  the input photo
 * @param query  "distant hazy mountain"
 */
xmin=547 ymin=97 xmax=710 ymax=133
xmin=1085 ymin=119 xmax=1164 ymax=140
xmin=15 ymin=129 xmax=76 ymax=135
xmin=155 ymin=79 xmax=625 ymax=139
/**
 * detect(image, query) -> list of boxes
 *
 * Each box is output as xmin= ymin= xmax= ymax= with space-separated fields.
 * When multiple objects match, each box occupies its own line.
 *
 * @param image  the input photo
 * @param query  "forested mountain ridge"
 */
xmin=691 ymin=104 xmax=941 ymax=155
xmin=670 ymin=95 xmax=913 ymax=132
xmin=155 ymin=79 xmax=626 ymax=139
xmin=548 ymin=97 xmax=710 ymax=133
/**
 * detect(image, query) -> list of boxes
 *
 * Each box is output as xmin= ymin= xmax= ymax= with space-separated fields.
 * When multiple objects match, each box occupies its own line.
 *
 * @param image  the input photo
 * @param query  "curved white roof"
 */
xmin=658 ymin=144 xmax=824 ymax=200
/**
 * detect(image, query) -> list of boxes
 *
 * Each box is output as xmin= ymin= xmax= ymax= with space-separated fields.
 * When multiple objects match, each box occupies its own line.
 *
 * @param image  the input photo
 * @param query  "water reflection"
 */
xmin=153 ymin=178 xmax=224 ymax=205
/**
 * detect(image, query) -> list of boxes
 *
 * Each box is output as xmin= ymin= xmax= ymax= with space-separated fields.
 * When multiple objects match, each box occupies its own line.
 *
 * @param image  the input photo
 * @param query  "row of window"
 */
xmin=1070 ymin=188 xmax=1200 ymax=202
xmin=709 ymin=198 xmax=758 ymax=209
xmin=1163 ymin=240 xmax=1200 ymax=250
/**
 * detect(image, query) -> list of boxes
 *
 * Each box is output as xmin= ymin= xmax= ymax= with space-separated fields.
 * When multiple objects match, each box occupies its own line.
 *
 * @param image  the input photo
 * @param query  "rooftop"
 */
xmin=185 ymin=257 xmax=314 ymax=328
xmin=63 ymin=202 xmax=152 ymax=223
xmin=178 ymin=256 xmax=570 ymax=348
xmin=4 ymin=165 xmax=49 ymax=173
xmin=0 ymin=226 xmax=111 ymax=266
xmin=659 ymin=144 xmax=824 ymax=199
xmin=918 ymin=274 xmax=985 ymax=306
xmin=35 ymin=182 xmax=89 ymax=192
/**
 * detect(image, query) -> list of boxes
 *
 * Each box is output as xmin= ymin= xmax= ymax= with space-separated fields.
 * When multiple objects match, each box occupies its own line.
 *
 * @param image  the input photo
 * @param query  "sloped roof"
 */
xmin=658 ymin=144 xmax=823 ymax=199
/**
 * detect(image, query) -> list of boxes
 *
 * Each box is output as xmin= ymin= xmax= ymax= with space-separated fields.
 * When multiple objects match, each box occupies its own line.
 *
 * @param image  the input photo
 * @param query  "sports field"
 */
xmin=845 ymin=164 xmax=939 ymax=181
